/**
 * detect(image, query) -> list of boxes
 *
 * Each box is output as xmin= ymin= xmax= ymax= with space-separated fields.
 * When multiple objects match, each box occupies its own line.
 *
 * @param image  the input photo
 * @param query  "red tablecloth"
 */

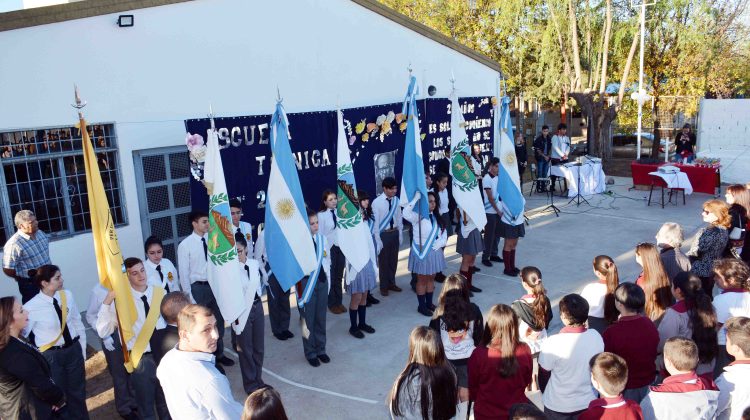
xmin=631 ymin=161 xmax=719 ymax=195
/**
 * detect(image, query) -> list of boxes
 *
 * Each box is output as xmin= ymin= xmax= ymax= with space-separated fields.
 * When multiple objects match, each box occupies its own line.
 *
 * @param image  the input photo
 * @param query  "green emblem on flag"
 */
xmin=336 ymin=163 xmax=363 ymax=229
xmin=451 ymin=138 xmax=478 ymax=192
xmin=207 ymin=192 xmax=237 ymax=265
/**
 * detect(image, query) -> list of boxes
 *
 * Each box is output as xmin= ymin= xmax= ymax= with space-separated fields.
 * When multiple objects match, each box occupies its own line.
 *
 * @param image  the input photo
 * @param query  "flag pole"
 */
xmin=72 ymin=85 xmax=130 ymax=367
xmin=408 ymin=64 xmax=424 ymax=256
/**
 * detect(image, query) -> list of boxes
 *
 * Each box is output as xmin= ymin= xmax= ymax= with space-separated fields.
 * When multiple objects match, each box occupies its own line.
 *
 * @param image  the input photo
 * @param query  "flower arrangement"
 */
xmin=185 ymin=132 xmax=207 ymax=181
xmin=693 ymin=157 xmax=721 ymax=168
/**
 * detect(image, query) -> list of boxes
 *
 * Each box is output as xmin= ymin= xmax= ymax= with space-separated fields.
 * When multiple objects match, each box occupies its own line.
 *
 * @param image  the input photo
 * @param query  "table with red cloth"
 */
xmin=631 ymin=161 xmax=720 ymax=195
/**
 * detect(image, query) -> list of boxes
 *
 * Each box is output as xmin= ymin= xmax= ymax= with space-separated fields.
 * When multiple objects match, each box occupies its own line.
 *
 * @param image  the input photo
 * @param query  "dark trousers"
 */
xmin=155 ymin=382 xmax=170 ymax=420
xmin=327 ymin=245 xmax=346 ymax=308
xmin=102 ymin=335 xmax=137 ymax=417
xmin=536 ymin=158 xmax=550 ymax=179
xmin=482 ymin=214 xmax=501 ymax=261
xmin=238 ymin=300 xmax=265 ymax=394
xmin=267 ymin=274 xmax=291 ymax=335
xmin=543 ymin=407 xmax=585 ymax=420
xmin=131 ymin=353 xmax=158 ymax=420
xmin=192 ymin=282 xmax=225 ymax=357
xmin=378 ymin=230 xmax=399 ymax=290
xmin=16 ymin=276 xmax=39 ymax=304
xmin=298 ymin=275 xmax=327 ymax=359
xmin=43 ymin=343 xmax=88 ymax=420
xmin=440 ymin=212 xmax=453 ymax=237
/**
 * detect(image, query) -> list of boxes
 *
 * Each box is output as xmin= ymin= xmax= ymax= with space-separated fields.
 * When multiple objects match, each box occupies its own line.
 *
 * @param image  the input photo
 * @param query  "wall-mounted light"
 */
xmin=117 ymin=15 xmax=134 ymax=27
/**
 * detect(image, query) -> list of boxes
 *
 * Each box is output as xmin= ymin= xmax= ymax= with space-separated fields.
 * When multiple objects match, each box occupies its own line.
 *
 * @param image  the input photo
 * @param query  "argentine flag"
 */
xmin=264 ymin=103 xmax=317 ymax=292
xmin=493 ymin=95 xmax=526 ymax=224
xmin=400 ymin=75 xmax=429 ymax=219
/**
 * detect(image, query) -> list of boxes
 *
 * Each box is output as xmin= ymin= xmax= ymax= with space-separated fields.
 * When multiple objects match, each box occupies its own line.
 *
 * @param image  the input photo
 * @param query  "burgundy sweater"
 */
xmin=603 ymin=315 xmax=659 ymax=389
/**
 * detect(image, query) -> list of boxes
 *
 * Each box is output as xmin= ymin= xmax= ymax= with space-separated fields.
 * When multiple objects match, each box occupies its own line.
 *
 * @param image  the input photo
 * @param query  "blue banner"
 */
xmin=185 ymin=97 xmax=494 ymax=230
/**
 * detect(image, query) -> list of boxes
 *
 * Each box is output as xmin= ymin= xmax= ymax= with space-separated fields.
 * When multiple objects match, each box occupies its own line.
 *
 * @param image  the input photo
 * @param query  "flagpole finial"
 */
xmin=407 ymin=62 xmax=413 ymax=76
xmin=276 ymin=86 xmax=283 ymax=104
xmin=450 ymin=70 xmax=456 ymax=92
xmin=71 ymin=84 xmax=87 ymax=118
xmin=208 ymin=103 xmax=216 ymax=130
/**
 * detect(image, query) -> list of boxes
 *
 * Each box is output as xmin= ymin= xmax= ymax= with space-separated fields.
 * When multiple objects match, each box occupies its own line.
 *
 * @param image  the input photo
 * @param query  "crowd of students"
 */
xmin=0 ymin=161 xmax=748 ymax=419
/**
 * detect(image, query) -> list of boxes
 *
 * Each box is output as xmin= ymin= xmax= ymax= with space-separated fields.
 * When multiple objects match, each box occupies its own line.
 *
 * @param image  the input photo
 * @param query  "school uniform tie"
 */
xmin=330 ymin=209 xmax=337 ymax=229
xmin=387 ymin=198 xmax=394 ymax=229
xmin=201 ymin=237 xmax=208 ymax=261
xmin=141 ymin=295 xmax=150 ymax=316
xmin=53 ymin=298 xmax=74 ymax=345
xmin=156 ymin=265 xmax=169 ymax=293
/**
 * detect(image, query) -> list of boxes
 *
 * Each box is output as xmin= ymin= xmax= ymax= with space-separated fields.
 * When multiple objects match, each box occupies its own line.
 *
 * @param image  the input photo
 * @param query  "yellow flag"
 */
xmin=80 ymin=119 xmax=137 ymax=346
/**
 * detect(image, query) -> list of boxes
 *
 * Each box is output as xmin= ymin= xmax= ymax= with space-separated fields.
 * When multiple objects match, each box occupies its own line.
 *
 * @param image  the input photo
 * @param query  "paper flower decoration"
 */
xmin=395 ymin=113 xmax=405 ymax=123
xmin=399 ymin=122 xmax=407 ymax=132
xmin=376 ymin=114 xmax=386 ymax=126
xmin=355 ymin=119 xmax=367 ymax=134
xmin=491 ymin=97 xmax=498 ymax=106
xmin=349 ymin=135 xmax=356 ymax=145
xmin=362 ymin=133 xmax=370 ymax=142
xmin=366 ymin=123 xmax=378 ymax=133
xmin=185 ymin=132 xmax=205 ymax=150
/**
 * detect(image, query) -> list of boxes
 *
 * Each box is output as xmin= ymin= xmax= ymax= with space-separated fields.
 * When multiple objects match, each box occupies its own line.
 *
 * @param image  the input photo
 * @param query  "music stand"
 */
xmin=567 ymin=160 xmax=590 ymax=207
xmin=539 ymin=180 xmax=561 ymax=217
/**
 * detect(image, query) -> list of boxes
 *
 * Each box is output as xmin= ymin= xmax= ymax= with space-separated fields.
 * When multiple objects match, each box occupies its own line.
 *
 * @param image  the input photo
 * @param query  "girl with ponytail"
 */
xmin=657 ymin=271 xmax=718 ymax=376
xmin=581 ymin=255 xmax=620 ymax=334
xmin=511 ymin=267 xmax=553 ymax=357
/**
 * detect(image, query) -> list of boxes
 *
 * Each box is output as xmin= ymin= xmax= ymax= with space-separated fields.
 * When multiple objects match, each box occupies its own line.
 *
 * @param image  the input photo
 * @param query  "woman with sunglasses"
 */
xmin=688 ymin=200 xmax=731 ymax=297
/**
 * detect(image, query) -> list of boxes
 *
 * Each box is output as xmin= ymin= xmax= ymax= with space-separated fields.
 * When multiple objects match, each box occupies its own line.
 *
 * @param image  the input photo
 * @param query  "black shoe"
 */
xmin=469 ymin=290 xmax=474 ymax=297
xmin=349 ymin=327 xmax=365 ymax=339
xmin=122 ymin=412 xmax=139 ymax=420
xmin=273 ymin=332 xmax=288 ymax=341
xmin=317 ymin=354 xmax=331 ymax=363
xmin=283 ymin=330 xmax=294 ymax=339
xmin=470 ymin=285 xmax=482 ymax=293
xmin=418 ymin=307 xmax=433 ymax=317
xmin=490 ymin=256 xmax=503 ymax=263
xmin=503 ymin=268 xmax=521 ymax=276
xmin=307 ymin=357 xmax=321 ymax=367
xmin=471 ymin=266 xmax=480 ymax=273
xmin=218 ymin=355 xmax=235 ymax=366
xmin=481 ymin=260 xmax=492 ymax=267
xmin=359 ymin=323 xmax=376 ymax=334
xmin=367 ymin=295 xmax=380 ymax=305
xmin=434 ymin=272 xmax=446 ymax=283
xmin=366 ymin=300 xmax=372 ymax=307
xmin=427 ymin=303 xmax=436 ymax=311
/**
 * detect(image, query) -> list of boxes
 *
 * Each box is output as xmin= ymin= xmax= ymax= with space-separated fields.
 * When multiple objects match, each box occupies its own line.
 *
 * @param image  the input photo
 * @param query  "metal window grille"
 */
xmin=133 ymin=147 xmax=192 ymax=264
xmin=0 ymin=123 xmax=126 ymax=246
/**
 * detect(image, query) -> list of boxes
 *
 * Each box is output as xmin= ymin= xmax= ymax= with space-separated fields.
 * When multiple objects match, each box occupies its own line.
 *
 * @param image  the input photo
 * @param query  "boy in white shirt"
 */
xmin=716 ymin=316 xmax=750 ymax=420
xmin=550 ymin=123 xmax=570 ymax=193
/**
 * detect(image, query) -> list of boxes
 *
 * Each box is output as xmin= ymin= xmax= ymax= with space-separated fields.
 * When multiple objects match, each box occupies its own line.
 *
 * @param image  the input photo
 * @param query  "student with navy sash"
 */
xmin=403 ymin=191 xmax=447 ymax=317
xmin=297 ymin=207 xmax=332 ymax=367
xmin=318 ymin=190 xmax=347 ymax=315
xmin=233 ymin=236 xmax=266 ymax=393
xmin=254 ymin=229 xmax=294 ymax=341
xmin=373 ymin=177 xmax=403 ymax=297
xmin=144 ymin=236 xmax=179 ymax=293
xmin=23 ymin=264 xmax=88 ymax=419
xmin=357 ymin=190 xmax=380 ymax=307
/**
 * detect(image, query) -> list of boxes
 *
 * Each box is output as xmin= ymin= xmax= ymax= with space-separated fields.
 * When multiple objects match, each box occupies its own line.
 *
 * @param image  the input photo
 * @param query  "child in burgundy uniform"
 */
xmin=603 ymin=282 xmax=659 ymax=402
xmin=579 ymin=352 xmax=644 ymax=420
xmin=468 ymin=304 xmax=533 ymax=420
xmin=640 ymin=337 xmax=720 ymax=420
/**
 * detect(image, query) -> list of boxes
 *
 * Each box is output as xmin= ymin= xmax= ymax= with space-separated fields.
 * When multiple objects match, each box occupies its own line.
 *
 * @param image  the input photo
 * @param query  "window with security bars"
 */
xmin=133 ymin=147 xmax=192 ymax=264
xmin=0 ymin=124 xmax=126 ymax=246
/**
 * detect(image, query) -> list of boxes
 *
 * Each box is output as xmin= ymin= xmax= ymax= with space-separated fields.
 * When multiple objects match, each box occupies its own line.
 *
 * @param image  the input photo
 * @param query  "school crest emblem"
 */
xmin=208 ymin=192 xmax=237 ymax=265
xmin=450 ymin=138 xmax=478 ymax=192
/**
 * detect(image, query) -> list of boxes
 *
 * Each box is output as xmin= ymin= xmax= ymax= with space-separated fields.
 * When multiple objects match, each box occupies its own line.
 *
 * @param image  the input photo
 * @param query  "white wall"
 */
xmin=697 ymin=99 xmax=750 ymax=185
xmin=0 ymin=0 xmax=499 ymax=303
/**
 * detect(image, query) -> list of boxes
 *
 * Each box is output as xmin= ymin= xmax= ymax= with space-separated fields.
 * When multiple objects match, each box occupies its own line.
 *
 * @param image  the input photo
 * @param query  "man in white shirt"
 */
xmin=157 ymin=304 xmax=243 ymax=420
xmin=372 ymin=177 xmax=403 ymax=296
xmin=86 ymin=284 xmax=138 ymax=419
xmin=177 ymin=210 xmax=233 ymax=369
xmin=97 ymin=257 xmax=167 ymax=420
xmin=230 ymin=199 xmax=254 ymax=256
xmin=550 ymin=123 xmax=570 ymax=193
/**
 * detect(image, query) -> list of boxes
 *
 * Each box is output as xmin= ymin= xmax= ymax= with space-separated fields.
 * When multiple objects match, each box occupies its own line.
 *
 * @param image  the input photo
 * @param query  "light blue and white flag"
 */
xmin=335 ymin=109 xmax=370 ymax=278
xmin=449 ymin=90 xmax=487 ymax=233
xmin=264 ymin=103 xmax=317 ymax=292
xmin=400 ymin=75 xmax=429 ymax=219
xmin=493 ymin=95 xmax=526 ymax=224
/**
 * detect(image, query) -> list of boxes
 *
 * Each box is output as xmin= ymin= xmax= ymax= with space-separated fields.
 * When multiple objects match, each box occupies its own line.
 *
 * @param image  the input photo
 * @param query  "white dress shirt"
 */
xmin=177 ymin=232 xmax=208 ymax=300
xmin=402 ymin=197 xmax=448 ymax=251
xmin=96 ymin=285 xmax=166 ymax=352
xmin=437 ymin=188 xmax=449 ymax=215
xmin=317 ymin=208 xmax=339 ymax=247
xmin=86 ymin=284 xmax=115 ymax=351
xmin=551 ymin=135 xmax=570 ymax=159
xmin=145 ymin=258 xmax=179 ymax=292
xmin=233 ymin=220 xmax=254 ymax=256
xmin=156 ymin=346 xmax=243 ymax=420
xmin=372 ymin=193 xmax=403 ymax=238
xmin=483 ymin=174 xmax=500 ymax=215
xmin=231 ymin=259 xmax=262 ymax=335
xmin=457 ymin=211 xmax=479 ymax=239
xmin=23 ymin=289 xmax=87 ymax=358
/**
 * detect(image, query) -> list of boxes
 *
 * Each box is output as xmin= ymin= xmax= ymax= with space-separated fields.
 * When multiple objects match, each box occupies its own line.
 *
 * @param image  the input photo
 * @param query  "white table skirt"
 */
xmin=549 ymin=162 xmax=607 ymax=197
xmin=648 ymin=171 xmax=694 ymax=195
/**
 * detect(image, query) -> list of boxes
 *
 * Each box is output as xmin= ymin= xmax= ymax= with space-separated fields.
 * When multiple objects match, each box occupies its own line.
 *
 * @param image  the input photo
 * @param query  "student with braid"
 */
xmin=512 ymin=267 xmax=553 ymax=356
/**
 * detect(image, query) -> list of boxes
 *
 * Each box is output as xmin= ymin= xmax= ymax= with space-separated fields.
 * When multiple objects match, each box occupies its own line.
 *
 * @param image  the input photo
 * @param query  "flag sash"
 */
xmin=126 ymin=286 xmax=165 ymax=372
xmin=38 ymin=292 xmax=68 ymax=353
xmin=411 ymin=216 xmax=439 ymax=260
xmin=297 ymin=233 xmax=324 ymax=308
xmin=378 ymin=197 xmax=399 ymax=232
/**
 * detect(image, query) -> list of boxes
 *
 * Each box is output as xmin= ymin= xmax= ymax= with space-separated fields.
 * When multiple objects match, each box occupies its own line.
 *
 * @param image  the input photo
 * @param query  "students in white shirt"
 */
xmin=23 ymin=264 xmax=88 ymax=419
xmin=156 ymin=304 xmax=243 ymax=420
xmin=716 ymin=316 xmax=750 ymax=420
xmin=712 ymin=259 xmax=750 ymax=377
xmin=144 ymin=235 xmax=179 ymax=293
xmin=372 ymin=177 xmax=403 ymax=296
xmin=97 ymin=257 xmax=166 ymax=420
xmin=538 ymin=294 xmax=604 ymax=417
xmin=318 ymin=190 xmax=347 ymax=315
xmin=550 ymin=123 xmax=570 ymax=193
xmin=481 ymin=157 xmax=503 ymax=268
xmin=86 ymin=284 xmax=138 ymax=419
xmin=233 ymin=237 xmax=266 ymax=394
xmin=580 ymin=255 xmax=620 ymax=334
xmin=177 ymin=210 xmax=232 ymax=368
xmin=230 ymin=198 xmax=254 ymax=258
